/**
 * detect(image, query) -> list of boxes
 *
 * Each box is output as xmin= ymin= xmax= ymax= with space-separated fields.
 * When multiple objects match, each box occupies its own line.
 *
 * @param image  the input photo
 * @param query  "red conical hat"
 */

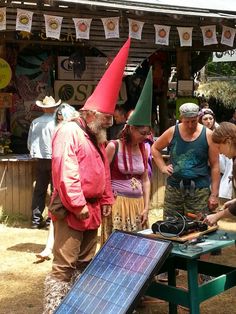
xmin=82 ymin=38 xmax=131 ymax=114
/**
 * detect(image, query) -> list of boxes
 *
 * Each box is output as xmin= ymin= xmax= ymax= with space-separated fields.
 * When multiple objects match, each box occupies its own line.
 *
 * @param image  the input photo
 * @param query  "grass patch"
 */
xmin=0 ymin=210 xmax=29 ymax=227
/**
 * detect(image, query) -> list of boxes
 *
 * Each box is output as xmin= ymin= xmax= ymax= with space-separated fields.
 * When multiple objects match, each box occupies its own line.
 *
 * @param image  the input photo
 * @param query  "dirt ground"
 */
xmin=1 ymin=209 xmax=236 ymax=314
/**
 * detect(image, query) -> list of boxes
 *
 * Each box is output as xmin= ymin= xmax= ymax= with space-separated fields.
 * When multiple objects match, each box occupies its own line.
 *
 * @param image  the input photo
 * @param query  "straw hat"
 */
xmin=36 ymin=96 xmax=61 ymax=108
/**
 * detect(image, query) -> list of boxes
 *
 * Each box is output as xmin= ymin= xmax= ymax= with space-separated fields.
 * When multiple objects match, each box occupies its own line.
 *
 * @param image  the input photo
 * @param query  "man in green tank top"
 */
xmin=151 ymin=102 xmax=220 ymax=218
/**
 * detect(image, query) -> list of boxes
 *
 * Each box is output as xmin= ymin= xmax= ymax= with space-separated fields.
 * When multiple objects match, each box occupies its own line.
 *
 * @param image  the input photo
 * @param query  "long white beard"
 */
xmin=87 ymin=121 xmax=107 ymax=144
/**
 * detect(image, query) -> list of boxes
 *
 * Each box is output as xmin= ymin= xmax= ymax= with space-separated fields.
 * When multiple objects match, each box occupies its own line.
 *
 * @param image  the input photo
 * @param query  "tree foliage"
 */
xmin=207 ymin=60 xmax=236 ymax=77
xmin=197 ymin=80 xmax=236 ymax=108
xmin=197 ymin=57 xmax=236 ymax=108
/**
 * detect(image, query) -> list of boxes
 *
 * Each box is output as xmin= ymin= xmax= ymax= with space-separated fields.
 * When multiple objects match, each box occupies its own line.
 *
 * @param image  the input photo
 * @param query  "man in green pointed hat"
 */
xmin=101 ymin=67 xmax=153 ymax=245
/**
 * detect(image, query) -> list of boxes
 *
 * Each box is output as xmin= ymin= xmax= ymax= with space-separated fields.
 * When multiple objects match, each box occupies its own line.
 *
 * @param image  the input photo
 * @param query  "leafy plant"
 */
xmin=197 ymin=80 xmax=236 ymax=108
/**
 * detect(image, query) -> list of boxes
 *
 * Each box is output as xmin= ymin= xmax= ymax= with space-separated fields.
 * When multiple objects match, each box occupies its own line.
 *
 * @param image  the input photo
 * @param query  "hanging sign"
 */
xmin=57 ymin=56 xmax=107 ymax=80
xmin=16 ymin=9 xmax=33 ymax=32
xmin=54 ymin=80 xmax=127 ymax=106
xmin=101 ymin=17 xmax=120 ymax=39
xmin=201 ymin=25 xmax=218 ymax=46
xmin=154 ymin=25 xmax=171 ymax=46
xmin=177 ymin=27 xmax=193 ymax=47
xmin=0 ymin=58 xmax=12 ymax=89
xmin=0 ymin=7 xmax=6 ymax=31
xmin=44 ymin=14 xmax=63 ymax=39
xmin=213 ymin=49 xmax=236 ymax=62
xmin=221 ymin=25 xmax=236 ymax=47
xmin=73 ymin=18 xmax=92 ymax=40
xmin=128 ymin=19 xmax=144 ymax=40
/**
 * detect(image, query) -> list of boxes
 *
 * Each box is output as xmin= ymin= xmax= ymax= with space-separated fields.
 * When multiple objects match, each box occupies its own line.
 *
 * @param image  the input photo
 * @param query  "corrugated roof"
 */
xmin=57 ymin=0 xmax=236 ymax=18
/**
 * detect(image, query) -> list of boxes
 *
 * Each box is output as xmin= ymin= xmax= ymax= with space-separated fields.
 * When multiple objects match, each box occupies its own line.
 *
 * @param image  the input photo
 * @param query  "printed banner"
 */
xmin=54 ymin=80 xmax=127 ymax=106
xmin=221 ymin=25 xmax=236 ymax=47
xmin=44 ymin=14 xmax=63 ymax=40
xmin=73 ymin=18 xmax=92 ymax=40
xmin=0 ymin=7 xmax=6 ymax=31
xmin=101 ymin=17 xmax=120 ymax=39
xmin=57 ymin=56 xmax=107 ymax=80
xmin=201 ymin=25 xmax=218 ymax=46
xmin=128 ymin=19 xmax=144 ymax=40
xmin=213 ymin=49 xmax=236 ymax=62
xmin=154 ymin=25 xmax=171 ymax=46
xmin=12 ymin=52 xmax=53 ymax=139
xmin=177 ymin=27 xmax=193 ymax=47
xmin=16 ymin=9 xmax=33 ymax=32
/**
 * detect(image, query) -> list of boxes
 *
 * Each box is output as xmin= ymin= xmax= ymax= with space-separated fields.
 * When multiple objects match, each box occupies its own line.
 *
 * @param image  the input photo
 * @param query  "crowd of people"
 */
xmin=27 ymin=39 xmax=236 ymax=313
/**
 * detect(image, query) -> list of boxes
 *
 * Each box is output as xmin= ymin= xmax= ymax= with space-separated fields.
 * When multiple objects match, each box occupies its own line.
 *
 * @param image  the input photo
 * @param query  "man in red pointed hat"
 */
xmin=43 ymin=38 xmax=130 ymax=313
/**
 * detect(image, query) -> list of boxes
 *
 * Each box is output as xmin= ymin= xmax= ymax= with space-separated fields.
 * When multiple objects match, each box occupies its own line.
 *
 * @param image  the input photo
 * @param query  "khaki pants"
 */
xmin=52 ymin=219 xmax=98 ymax=282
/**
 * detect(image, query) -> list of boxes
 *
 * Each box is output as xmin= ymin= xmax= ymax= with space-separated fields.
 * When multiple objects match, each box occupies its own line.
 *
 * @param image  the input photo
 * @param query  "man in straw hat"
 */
xmin=28 ymin=96 xmax=61 ymax=229
xmin=43 ymin=38 xmax=130 ymax=313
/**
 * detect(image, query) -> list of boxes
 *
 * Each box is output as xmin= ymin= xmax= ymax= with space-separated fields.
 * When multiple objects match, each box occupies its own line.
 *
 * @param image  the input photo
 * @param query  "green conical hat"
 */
xmin=127 ymin=67 xmax=153 ymax=126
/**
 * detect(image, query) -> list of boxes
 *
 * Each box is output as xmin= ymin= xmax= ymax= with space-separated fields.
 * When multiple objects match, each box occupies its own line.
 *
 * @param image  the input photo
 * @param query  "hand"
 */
xmin=224 ymin=198 xmax=236 ymax=210
xmin=140 ymin=209 xmax=149 ymax=226
xmin=102 ymin=205 xmax=112 ymax=217
xmin=162 ymin=164 xmax=173 ymax=176
xmin=208 ymin=195 xmax=219 ymax=211
xmin=75 ymin=205 xmax=89 ymax=220
xmin=203 ymin=213 xmax=220 ymax=226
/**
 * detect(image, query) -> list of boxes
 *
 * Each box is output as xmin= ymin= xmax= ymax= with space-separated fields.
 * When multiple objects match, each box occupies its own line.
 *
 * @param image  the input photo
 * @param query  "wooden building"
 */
xmin=0 ymin=0 xmax=235 ymax=219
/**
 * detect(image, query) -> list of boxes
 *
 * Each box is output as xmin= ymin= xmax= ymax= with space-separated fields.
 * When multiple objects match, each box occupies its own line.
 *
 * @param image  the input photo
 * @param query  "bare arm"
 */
xmin=203 ymin=208 xmax=232 ymax=226
xmin=105 ymin=141 xmax=117 ymax=164
xmin=151 ymin=127 xmax=174 ymax=175
xmin=207 ymin=129 xmax=220 ymax=210
xmin=141 ymin=168 xmax=151 ymax=225
xmin=203 ymin=198 xmax=236 ymax=226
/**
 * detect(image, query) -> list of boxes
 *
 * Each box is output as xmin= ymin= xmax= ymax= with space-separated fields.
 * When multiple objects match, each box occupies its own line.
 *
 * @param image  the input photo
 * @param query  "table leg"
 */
xmin=187 ymin=259 xmax=200 ymax=314
xmin=168 ymin=261 xmax=178 ymax=314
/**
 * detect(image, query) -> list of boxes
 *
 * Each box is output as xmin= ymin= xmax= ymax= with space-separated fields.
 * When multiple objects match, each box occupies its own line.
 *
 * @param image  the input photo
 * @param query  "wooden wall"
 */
xmin=0 ymin=156 xmax=168 ymax=220
xmin=0 ymin=158 xmax=36 ymax=219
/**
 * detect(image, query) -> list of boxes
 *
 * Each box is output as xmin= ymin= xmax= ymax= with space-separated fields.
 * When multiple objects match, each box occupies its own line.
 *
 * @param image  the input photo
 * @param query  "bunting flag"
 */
xmin=73 ymin=18 xmax=92 ymax=40
xmin=101 ymin=17 xmax=120 ymax=39
xmin=16 ymin=9 xmax=33 ymax=33
xmin=154 ymin=25 xmax=171 ymax=46
xmin=44 ymin=14 xmax=63 ymax=40
xmin=0 ymin=7 xmax=6 ymax=31
xmin=128 ymin=18 xmax=144 ymax=40
xmin=221 ymin=25 xmax=236 ymax=47
xmin=1 ymin=8 xmax=236 ymax=48
xmin=201 ymin=25 xmax=218 ymax=46
xmin=177 ymin=27 xmax=193 ymax=47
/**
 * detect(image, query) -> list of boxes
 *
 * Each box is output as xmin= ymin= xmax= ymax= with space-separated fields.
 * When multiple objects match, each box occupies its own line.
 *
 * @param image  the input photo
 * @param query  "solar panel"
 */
xmin=55 ymin=230 xmax=172 ymax=314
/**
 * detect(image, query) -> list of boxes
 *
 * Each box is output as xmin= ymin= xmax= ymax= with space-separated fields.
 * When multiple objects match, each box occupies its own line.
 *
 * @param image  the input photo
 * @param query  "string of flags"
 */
xmin=0 ymin=7 xmax=235 ymax=47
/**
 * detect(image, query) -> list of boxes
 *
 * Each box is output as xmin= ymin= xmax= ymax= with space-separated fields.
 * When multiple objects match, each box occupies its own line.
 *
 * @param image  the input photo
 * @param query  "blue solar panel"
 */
xmin=55 ymin=230 xmax=172 ymax=314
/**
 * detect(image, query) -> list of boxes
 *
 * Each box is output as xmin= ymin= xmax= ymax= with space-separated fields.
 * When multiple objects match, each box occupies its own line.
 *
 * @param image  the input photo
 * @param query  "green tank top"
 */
xmin=167 ymin=124 xmax=209 ymax=188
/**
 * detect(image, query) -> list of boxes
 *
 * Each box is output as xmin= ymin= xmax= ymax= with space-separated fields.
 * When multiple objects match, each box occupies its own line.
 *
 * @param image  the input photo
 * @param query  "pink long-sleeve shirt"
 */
xmin=51 ymin=118 xmax=114 ymax=231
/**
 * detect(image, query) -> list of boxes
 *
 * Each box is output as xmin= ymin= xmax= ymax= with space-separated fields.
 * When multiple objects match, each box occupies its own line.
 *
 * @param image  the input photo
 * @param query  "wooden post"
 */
xmin=176 ymin=48 xmax=192 ymax=80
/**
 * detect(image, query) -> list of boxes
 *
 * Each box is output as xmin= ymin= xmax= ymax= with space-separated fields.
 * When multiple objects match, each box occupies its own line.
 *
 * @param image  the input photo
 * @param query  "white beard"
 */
xmin=87 ymin=121 xmax=107 ymax=144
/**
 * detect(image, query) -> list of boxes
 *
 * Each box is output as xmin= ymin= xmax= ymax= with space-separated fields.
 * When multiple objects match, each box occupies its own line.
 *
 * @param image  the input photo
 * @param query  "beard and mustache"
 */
xmin=87 ymin=120 xmax=108 ymax=144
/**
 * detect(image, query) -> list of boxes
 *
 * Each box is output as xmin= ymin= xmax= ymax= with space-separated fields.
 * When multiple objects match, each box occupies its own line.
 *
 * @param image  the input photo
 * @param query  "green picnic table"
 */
xmin=146 ymin=229 xmax=236 ymax=314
